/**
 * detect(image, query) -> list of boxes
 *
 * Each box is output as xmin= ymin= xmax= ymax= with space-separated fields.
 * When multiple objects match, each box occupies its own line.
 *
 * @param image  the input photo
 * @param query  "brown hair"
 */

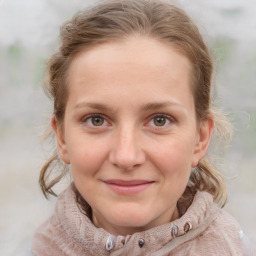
xmin=40 ymin=0 xmax=232 ymax=212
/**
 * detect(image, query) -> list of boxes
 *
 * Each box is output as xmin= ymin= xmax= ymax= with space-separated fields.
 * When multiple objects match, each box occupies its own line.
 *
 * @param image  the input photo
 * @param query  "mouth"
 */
xmin=102 ymin=179 xmax=155 ymax=194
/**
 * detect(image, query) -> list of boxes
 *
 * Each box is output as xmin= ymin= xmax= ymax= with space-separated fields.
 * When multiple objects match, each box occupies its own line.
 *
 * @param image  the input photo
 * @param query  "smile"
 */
xmin=103 ymin=179 xmax=155 ymax=195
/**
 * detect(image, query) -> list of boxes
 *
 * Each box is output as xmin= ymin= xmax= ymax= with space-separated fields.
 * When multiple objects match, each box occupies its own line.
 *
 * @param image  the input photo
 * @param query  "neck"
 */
xmin=92 ymin=206 xmax=180 ymax=236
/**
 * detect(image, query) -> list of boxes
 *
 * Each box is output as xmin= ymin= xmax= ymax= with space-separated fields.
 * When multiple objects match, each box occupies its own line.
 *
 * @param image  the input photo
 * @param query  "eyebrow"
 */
xmin=74 ymin=101 xmax=185 ymax=112
xmin=141 ymin=101 xmax=185 ymax=112
xmin=74 ymin=102 xmax=112 ymax=111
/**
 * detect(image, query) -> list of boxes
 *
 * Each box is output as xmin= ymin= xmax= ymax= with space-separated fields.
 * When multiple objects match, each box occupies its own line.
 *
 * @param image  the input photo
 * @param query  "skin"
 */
xmin=52 ymin=36 xmax=213 ymax=236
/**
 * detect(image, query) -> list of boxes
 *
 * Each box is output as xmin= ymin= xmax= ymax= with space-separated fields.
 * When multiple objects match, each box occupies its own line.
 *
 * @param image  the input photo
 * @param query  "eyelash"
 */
xmin=82 ymin=114 xmax=109 ymax=127
xmin=81 ymin=113 xmax=174 ymax=128
xmin=147 ymin=114 xmax=174 ymax=128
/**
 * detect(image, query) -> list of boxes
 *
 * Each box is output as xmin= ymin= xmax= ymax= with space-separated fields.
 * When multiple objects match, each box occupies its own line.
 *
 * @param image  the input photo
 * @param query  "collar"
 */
xmin=56 ymin=185 xmax=218 ymax=255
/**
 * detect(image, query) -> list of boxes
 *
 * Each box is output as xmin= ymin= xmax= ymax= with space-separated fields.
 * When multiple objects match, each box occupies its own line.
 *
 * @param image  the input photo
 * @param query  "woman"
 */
xmin=32 ymin=0 xmax=246 ymax=255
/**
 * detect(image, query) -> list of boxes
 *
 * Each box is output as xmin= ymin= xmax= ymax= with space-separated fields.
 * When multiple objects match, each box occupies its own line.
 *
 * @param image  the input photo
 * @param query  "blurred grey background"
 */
xmin=0 ymin=0 xmax=255 ymax=255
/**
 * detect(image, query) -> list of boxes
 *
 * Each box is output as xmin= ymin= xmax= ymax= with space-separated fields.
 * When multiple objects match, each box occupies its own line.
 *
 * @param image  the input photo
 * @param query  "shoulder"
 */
xmin=170 ymin=208 xmax=243 ymax=256
xmin=31 ymin=215 xmax=64 ymax=256
xmin=208 ymin=207 xmax=241 ymax=237
xmin=191 ymin=208 xmax=243 ymax=255
xmin=31 ymin=187 xmax=73 ymax=256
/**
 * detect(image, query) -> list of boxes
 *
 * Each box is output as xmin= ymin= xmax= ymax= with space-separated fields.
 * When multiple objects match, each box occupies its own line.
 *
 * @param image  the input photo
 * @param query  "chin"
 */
xmin=108 ymin=207 xmax=154 ymax=229
xmin=114 ymin=217 xmax=149 ymax=228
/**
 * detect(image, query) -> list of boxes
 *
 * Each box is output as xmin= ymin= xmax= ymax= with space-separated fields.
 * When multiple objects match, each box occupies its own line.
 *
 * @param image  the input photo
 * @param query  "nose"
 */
xmin=109 ymin=126 xmax=146 ymax=171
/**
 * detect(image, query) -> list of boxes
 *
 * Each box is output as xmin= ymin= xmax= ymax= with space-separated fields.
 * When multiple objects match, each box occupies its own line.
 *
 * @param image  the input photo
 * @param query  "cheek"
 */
xmin=151 ymin=138 xmax=194 ymax=170
xmin=69 ymin=139 xmax=109 ymax=203
xmin=67 ymin=137 xmax=109 ymax=178
xmin=149 ymin=139 xmax=193 ymax=185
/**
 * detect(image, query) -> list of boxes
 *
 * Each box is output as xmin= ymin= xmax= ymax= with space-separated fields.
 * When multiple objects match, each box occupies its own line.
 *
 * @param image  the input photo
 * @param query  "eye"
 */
xmin=83 ymin=114 xmax=107 ymax=127
xmin=153 ymin=116 xmax=168 ymax=126
xmin=148 ymin=114 xmax=172 ymax=127
xmin=91 ymin=116 xmax=105 ymax=126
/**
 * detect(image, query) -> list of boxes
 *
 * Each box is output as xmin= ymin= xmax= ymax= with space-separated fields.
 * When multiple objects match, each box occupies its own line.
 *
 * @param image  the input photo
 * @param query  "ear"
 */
xmin=51 ymin=116 xmax=70 ymax=164
xmin=191 ymin=118 xmax=214 ymax=168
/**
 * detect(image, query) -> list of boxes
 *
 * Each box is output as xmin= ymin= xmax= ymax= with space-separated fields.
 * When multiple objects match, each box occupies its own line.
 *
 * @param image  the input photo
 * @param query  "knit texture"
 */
xmin=32 ymin=185 xmax=243 ymax=255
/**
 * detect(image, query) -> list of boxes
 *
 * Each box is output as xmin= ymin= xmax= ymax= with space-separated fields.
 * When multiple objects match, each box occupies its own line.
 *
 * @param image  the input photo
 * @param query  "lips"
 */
xmin=103 ymin=179 xmax=155 ymax=194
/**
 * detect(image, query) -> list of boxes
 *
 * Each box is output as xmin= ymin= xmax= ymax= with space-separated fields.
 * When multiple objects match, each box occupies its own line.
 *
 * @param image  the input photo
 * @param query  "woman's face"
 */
xmin=54 ymin=36 xmax=212 ymax=235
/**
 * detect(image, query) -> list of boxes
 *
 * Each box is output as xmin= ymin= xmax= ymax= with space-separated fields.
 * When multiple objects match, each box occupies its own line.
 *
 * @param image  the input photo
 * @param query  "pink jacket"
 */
xmin=32 ymin=185 xmax=244 ymax=255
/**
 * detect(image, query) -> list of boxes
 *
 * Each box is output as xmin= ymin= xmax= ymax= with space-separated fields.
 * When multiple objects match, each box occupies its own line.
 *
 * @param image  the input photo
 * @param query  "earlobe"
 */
xmin=191 ymin=118 xmax=214 ymax=168
xmin=51 ymin=116 xmax=70 ymax=164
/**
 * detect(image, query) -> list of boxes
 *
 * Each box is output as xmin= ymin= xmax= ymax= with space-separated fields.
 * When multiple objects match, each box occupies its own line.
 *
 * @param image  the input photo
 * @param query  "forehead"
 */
xmin=69 ymin=36 xmax=192 ymax=77
xmin=66 ymin=36 xmax=194 ymax=111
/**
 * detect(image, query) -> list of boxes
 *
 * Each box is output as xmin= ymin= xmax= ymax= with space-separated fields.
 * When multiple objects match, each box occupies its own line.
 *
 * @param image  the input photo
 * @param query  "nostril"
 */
xmin=108 ymin=131 xmax=146 ymax=170
xmin=109 ymin=148 xmax=145 ymax=170
xmin=111 ymin=155 xmax=138 ymax=170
